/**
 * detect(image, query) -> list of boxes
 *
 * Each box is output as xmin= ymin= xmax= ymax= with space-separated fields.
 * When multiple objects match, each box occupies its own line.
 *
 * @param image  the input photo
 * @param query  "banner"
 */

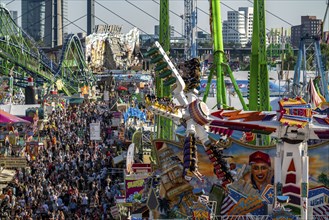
xmin=0 ymin=157 xmax=27 ymax=168
xmin=26 ymin=141 xmax=39 ymax=160
xmin=125 ymin=174 xmax=148 ymax=203
xmin=126 ymin=143 xmax=135 ymax=174
xmin=90 ymin=122 xmax=101 ymax=140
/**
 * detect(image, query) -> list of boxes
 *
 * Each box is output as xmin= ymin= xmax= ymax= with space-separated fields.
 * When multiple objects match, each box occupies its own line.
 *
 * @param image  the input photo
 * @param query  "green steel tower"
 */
xmin=156 ymin=0 xmax=172 ymax=139
xmin=202 ymin=0 xmax=247 ymax=110
xmin=249 ymin=0 xmax=270 ymax=111
xmin=202 ymin=1 xmax=225 ymax=108
xmin=249 ymin=0 xmax=271 ymax=146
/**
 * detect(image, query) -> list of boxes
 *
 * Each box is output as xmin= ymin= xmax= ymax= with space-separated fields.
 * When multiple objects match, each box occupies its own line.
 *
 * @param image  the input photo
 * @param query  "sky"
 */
xmin=1 ymin=0 xmax=328 ymax=36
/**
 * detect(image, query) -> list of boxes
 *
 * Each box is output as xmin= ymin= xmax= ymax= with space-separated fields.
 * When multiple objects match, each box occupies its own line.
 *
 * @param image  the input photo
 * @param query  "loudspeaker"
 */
xmin=25 ymin=86 xmax=36 ymax=104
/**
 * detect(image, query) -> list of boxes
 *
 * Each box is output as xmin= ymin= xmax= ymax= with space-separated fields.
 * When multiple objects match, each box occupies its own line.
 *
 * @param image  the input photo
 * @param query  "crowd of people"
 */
xmin=1 ymin=101 xmax=129 ymax=219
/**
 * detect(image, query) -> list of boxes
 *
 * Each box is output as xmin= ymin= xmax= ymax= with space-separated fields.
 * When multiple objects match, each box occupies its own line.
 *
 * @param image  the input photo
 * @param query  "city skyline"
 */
xmin=1 ymin=0 xmax=328 ymax=36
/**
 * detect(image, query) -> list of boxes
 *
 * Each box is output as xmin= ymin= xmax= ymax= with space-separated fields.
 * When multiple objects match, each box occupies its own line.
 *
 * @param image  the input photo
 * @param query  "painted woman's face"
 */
xmin=251 ymin=162 xmax=269 ymax=183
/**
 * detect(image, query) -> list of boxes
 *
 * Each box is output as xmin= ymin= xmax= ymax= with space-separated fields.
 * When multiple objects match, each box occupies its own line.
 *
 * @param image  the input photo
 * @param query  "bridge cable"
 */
xmin=151 ymin=0 xmax=210 ymax=35
xmin=95 ymin=0 xmax=153 ymax=38
xmin=125 ymin=0 xmax=184 ymax=37
xmin=196 ymin=5 xmax=245 ymax=35
xmin=246 ymin=0 xmax=293 ymax=26
xmin=94 ymin=15 xmax=108 ymax=25
xmin=39 ymin=14 xmax=87 ymax=48
xmin=5 ymin=0 xmax=15 ymax=6
xmin=17 ymin=2 xmax=44 ymax=20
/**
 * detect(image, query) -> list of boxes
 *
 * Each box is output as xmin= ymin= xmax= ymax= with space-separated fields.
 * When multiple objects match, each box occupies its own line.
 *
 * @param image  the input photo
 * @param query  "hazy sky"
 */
xmin=1 ymin=0 xmax=329 ymax=36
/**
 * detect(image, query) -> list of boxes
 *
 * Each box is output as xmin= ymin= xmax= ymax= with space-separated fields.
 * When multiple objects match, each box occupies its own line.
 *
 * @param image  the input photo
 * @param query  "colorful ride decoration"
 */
xmin=144 ymin=42 xmax=234 ymax=188
xmin=144 ymin=41 xmax=329 ymax=218
xmin=278 ymin=98 xmax=313 ymax=128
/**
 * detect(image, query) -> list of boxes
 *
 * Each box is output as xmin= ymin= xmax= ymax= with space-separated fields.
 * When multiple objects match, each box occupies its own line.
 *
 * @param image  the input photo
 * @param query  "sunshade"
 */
xmin=0 ymin=109 xmax=31 ymax=124
xmin=117 ymin=86 xmax=128 ymax=91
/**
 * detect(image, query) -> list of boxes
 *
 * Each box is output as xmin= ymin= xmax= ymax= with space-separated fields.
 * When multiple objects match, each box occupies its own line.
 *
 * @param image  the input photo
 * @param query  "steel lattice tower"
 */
xmin=184 ymin=0 xmax=197 ymax=59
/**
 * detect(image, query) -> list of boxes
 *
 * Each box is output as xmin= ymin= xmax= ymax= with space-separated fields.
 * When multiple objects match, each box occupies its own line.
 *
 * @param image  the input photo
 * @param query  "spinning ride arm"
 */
xmin=144 ymin=42 xmax=184 ymax=105
xmin=144 ymin=42 xmax=234 ymax=187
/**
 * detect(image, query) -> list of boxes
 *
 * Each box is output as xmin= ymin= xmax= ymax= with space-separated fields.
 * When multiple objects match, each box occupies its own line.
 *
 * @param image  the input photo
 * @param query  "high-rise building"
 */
xmin=238 ymin=7 xmax=253 ymax=43
xmin=222 ymin=8 xmax=251 ymax=47
xmin=291 ymin=16 xmax=322 ymax=48
xmin=44 ymin=0 xmax=68 ymax=47
xmin=21 ymin=0 xmax=45 ymax=42
xmin=21 ymin=0 xmax=67 ymax=47
xmin=87 ymin=0 xmax=95 ymax=35
xmin=9 ymin=10 xmax=18 ymax=24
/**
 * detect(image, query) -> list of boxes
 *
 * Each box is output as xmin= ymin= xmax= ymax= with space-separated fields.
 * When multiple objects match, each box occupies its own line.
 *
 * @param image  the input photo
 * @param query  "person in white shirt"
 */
xmin=81 ymin=194 xmax=88 ymax=208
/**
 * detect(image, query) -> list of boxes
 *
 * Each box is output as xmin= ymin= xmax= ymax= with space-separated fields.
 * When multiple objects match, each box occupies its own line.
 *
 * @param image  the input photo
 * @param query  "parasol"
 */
xmin=0 ymin=109 xmax=31 ymax=124
xmin=117 ymin=86 xmax=128 ymax=91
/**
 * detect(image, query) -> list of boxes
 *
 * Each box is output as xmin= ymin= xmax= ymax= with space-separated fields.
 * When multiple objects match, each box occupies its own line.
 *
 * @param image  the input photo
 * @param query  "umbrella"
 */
xmin=0 ymin=109 xmax=31 ymax=124
xmin=117 ymin=86 xmax=128 ymax=91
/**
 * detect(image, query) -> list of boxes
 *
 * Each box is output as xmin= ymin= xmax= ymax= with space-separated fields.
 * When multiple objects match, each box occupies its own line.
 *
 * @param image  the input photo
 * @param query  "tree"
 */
xmin=283 ymin=50 xmax=297 ymax=71
xmin=318 ymin=172 xmax=329 ymax=187
xmin=158 ymin=197 xmax=171 ymax=218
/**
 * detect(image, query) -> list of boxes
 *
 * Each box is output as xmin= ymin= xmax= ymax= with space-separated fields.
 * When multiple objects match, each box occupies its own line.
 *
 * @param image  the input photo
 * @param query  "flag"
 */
xmin=307 ymin=79 xmax=324 ymax=108
xmin=220 ymin=195 xmax=236 ymax=215
xmin=313 ymin=205 xmax=329 ymax=217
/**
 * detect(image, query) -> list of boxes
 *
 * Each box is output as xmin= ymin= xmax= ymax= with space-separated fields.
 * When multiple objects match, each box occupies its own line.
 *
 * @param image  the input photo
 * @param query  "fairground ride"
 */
xmin=144 ymin=40 xmax=329 ymax=219
xmin=291 ymin=0 xmax=329 ymax=106
xmin=292 ymin=35 xmax=329 ymax=105
xmin=191 ymin=0 xmax=270 ymax=112
xmin=142 ymin=0 xmax=329 ymax=218
xmin=155 ymin=0 xmax=270 ymax=143
xmin=0 ymin=6 xmax=96 ymax=97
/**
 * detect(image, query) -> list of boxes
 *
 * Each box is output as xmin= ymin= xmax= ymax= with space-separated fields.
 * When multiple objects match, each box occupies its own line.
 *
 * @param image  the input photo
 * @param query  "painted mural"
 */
xmin=160 ymin=135 xmax=329 ymax=217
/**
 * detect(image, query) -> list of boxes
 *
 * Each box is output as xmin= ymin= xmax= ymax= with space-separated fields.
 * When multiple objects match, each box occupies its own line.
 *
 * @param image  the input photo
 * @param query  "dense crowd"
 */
xmin=1 ymin=101 xmax=128 ymax=219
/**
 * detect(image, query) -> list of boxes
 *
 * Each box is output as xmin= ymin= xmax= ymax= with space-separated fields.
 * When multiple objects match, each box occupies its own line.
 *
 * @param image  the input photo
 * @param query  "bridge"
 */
xmin=0 ymin=6 xmax=95 ymax=96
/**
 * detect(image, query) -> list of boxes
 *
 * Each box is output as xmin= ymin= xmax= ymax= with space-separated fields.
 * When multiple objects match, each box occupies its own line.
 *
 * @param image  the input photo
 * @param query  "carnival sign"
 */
xmin=90 ymin=122 xmax=101 ymax=140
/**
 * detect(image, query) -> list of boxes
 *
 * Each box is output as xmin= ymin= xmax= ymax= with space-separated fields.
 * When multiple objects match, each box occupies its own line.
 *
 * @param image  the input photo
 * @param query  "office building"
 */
xmin=222 ymin=8 xmax=250 ymax=47
xmin=291 ymin=16 xmax=322 ymax=48
xmin=22 ymin=0 xmax=67 ymax=47
xmin=44 ymin=0 xmax=68 ymax=47
xmin=21 ymin=0 xmax=45 ymax=42
xmin=238 ymin=7 xmax=253 ymax=43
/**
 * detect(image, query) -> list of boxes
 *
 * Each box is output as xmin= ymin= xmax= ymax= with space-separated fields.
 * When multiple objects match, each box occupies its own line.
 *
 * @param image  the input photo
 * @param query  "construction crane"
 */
xmin=184 ymin=0 xmax=197 ymax=59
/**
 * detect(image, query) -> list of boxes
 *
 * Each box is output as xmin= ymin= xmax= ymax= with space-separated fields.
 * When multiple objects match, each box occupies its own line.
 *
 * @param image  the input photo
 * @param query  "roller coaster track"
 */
xmin=0 ymin=6 xmax=95 ymax=96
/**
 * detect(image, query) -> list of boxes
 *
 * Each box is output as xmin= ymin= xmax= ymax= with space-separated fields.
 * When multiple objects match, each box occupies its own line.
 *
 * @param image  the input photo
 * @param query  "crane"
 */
xmin=184 ymin=0 xmax=197 ymax=59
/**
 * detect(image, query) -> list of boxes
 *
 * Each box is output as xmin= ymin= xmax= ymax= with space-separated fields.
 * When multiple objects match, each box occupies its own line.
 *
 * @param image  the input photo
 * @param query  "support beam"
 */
xmin=87 ymin=0 xmax=95 ymax=35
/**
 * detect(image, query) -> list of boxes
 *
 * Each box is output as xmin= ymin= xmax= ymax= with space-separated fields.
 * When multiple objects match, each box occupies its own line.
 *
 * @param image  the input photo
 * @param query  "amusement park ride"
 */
xmin=0 ymin=6 xmax=96 ymax=97
xmin=144 ymin=39 xmax=329 ymax=219
xmin=145 ymin=0 xmax=329 ymax=218
xmin=0 ymin=0 xmax=328 ymax=218
xmin=148 ymin=0 xmax=329 ymax=218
